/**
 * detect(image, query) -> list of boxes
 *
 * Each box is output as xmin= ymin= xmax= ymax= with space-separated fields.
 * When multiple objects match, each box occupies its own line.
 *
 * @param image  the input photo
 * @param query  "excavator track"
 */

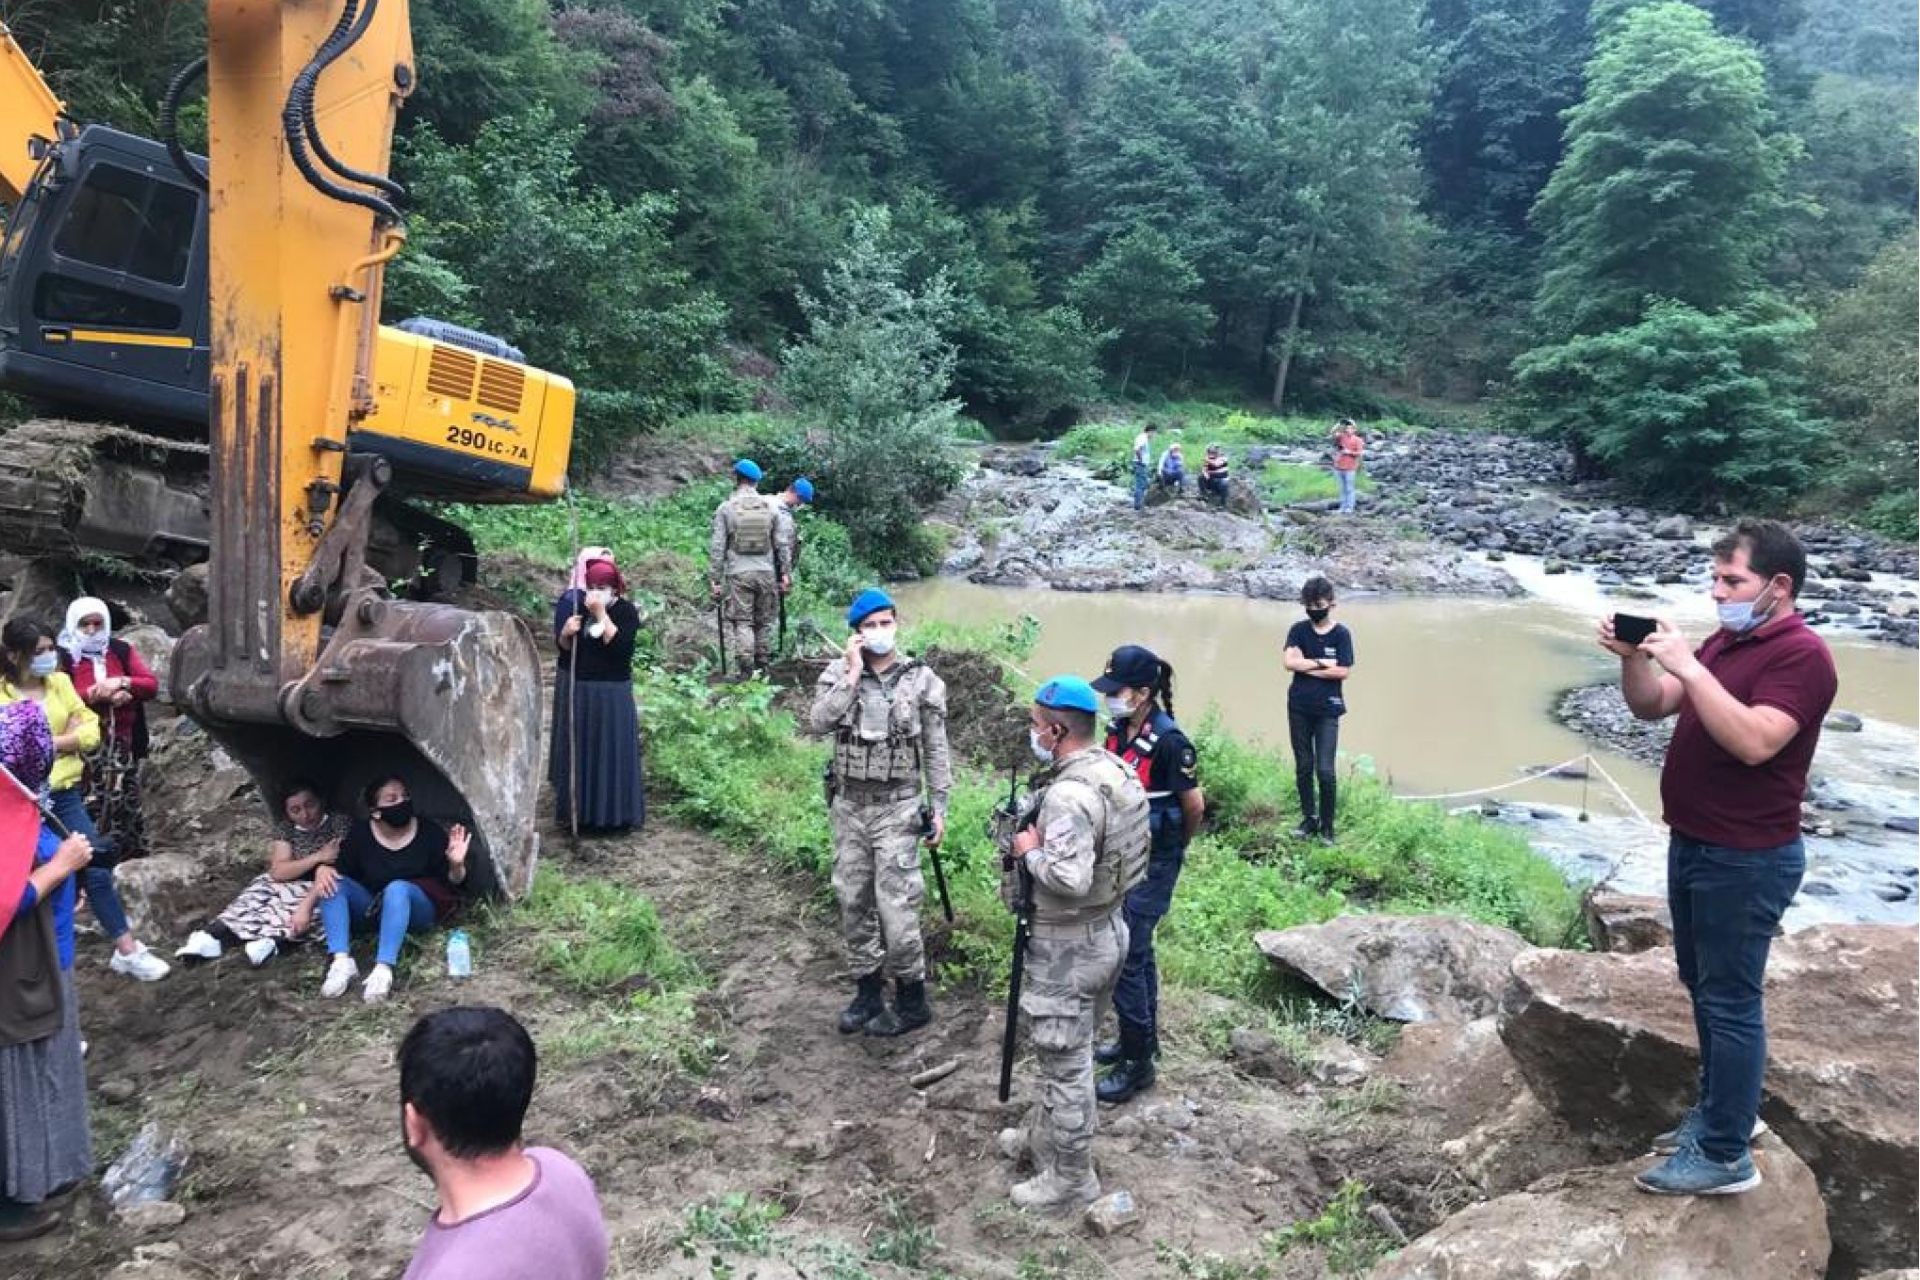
xmin=0 ymin=418 xmax=210 ymax=565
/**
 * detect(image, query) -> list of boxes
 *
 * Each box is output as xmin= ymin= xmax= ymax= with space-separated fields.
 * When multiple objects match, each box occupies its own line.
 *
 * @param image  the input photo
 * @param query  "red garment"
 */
xmin=1333 ymin=430 xmax=1363 ymax=473
xmin=67 ymin=644 xmax=158 ymax=748
xmin=0 ymin=776 xmax=37 ymax=942
xmin=1660 ymin=612 xmax=1837 ymax=849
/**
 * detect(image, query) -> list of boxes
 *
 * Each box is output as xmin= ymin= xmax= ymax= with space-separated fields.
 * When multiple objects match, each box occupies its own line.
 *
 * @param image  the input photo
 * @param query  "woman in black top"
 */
xmin=550 ymin=550 xmax=646 ymax=833
xmin=315 ymin=774 xmax=469 ymax=1003
xmin=1282 ymin=576 xmax=1354 ymax=843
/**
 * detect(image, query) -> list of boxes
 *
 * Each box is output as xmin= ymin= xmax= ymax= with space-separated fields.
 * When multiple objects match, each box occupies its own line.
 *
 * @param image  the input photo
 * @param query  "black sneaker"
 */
xmin=1291 ymin=819 xmax=1320 ymax=839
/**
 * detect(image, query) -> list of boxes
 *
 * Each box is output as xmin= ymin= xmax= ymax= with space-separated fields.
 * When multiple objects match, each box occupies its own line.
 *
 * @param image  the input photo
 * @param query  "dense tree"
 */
xmin=1531 ymin=2 xmax=1796 ymax=339
xmin=1069 ymin=227 xmax=1208 ymax=394
xmin=1808 ymin=235 xmax=1919 ymax=537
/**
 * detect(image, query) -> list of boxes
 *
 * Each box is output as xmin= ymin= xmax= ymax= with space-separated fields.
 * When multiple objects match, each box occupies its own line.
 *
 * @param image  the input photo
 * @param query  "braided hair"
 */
xmin=1150 ymin=658 xmax=1176 ymax=721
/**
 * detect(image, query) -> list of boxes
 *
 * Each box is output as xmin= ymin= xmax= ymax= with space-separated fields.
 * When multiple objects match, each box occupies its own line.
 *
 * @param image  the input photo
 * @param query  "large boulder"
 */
xmin=1581 ymin=888 xmax=1673 ymax=954
xmin=1254 ymin=915 xmax=1528 ymax=1023
xmin=1499 ymin=925 xmax=1918 ymax=1277
xmin=1366 ymin=1142 xmax=1828 ymax=1280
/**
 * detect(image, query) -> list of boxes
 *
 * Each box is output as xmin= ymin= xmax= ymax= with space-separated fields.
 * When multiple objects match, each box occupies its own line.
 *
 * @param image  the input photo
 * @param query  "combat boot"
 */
xmin=838 ymin=971 xmax=885 ymax=1034
xmin=1096 ymin=1055 xmax=1156 ymax=1104
xmin=864 ymin=979 xmax=933 ymax=1037
xmin=1093 ymin=1040 xmax=1124 ymax=1067
xmin=1010 ymin=1168 xmax=1101 ymax=1215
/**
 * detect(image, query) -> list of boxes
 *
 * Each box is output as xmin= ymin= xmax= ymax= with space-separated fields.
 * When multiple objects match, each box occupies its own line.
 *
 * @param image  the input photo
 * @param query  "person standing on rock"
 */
xmin=808 ymin=589 xmax=952 ymax=1038
xmin=1331 ymin=419 xmax=1364 ymax=514
xmin=1283 ymin=577 xmax=1353 ymax=843
xmin=1091 ymin=645 xmax=1203 ymax=1106
xmin=1000 ymin=678 xmax=1148 ymax=1214
xmin=1130 ymin=423 xmax=1158 ymax=512
xmin=709 ymin=459 xmax=782 ymax=677
xmin=1599 ymin=518 xmax=1836 ymax=1198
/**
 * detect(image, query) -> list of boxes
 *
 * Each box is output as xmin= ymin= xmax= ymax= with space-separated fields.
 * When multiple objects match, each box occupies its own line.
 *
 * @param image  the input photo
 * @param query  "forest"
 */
xmin=7 ymin=0 xmax=1916 ymax=536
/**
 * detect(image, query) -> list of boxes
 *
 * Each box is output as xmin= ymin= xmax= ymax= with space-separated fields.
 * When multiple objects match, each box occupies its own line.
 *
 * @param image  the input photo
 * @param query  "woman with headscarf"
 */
xmin=0 ymin=701 xmax=96 ymax=1241
xmin=549 ymin=548 xmax=645 ymax=833
xmin=0 ymin=616 xmax=167 ymax=981
xmin=59 ymin=597 xmax=159 ymax=868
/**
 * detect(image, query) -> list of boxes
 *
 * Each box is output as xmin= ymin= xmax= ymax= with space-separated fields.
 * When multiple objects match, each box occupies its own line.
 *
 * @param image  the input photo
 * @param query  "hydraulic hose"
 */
xmin=160 ymin=57 xmax=209 ymax=192
xmin=300 ymin=0 xmax=405 ymax=201
xmin=281 ymin=0 xmax=404 ymax=225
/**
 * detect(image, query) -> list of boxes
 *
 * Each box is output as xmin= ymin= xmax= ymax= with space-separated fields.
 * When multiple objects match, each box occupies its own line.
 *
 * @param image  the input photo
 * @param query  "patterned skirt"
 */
xmin=0 ymin=977 xmax=92 ymax=1204
xmin=214 ymin=874 xmax=313 ymax=943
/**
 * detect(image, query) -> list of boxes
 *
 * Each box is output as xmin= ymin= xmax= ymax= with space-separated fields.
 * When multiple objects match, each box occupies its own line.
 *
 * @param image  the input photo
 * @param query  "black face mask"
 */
xmin=1306 ymin=606 xmax=1331 ymax=624
xmin=377 ymin=799 xmax=415 ymax=828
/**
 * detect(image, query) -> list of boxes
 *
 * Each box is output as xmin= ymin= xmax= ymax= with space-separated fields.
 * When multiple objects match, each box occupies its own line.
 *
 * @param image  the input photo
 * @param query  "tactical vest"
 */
xmin=831 ymin=660 xmax=925 ymax=791
xmin=1028 ymin=747 xmax=1150 ymax=927
xmin=729 ymin=492 xmax=774 ymax=556
xmin=1105 ymin=710 xmax=1179 ymax=803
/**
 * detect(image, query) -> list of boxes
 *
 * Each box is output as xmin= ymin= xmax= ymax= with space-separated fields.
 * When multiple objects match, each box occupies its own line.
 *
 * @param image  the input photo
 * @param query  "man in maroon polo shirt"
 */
xmin=1598 ymin=518 xmax=1836 ymax=1197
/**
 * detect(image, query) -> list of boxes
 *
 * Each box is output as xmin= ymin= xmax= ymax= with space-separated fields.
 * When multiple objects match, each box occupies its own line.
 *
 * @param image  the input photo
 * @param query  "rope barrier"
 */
xmin=1396 ymin=750 xmax=1661 ymax=831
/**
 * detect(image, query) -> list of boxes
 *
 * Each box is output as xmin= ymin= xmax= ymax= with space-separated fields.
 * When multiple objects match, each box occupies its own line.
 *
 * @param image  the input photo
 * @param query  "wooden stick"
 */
xmin=909 ymin=1058 xmax=960 ymax=1089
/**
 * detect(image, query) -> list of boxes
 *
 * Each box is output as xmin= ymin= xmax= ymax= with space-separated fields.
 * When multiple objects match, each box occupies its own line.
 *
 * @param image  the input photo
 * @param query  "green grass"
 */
xmin=1252 ymin=461 xmax=1376 ymax=506
xmin=1265 ymin=1180 xmax=1396 ymax=1275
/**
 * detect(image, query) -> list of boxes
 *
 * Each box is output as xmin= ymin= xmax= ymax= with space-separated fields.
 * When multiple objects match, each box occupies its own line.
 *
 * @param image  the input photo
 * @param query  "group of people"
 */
xmin=1129 ymin=418 xmax=1366 ymax=514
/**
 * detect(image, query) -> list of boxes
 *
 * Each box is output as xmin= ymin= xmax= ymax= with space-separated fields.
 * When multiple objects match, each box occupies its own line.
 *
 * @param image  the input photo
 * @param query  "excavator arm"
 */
xmin=169 ymin=0 xmax=546 ymax=896
xmin=0 ymin=21 xmax=65 ymax=207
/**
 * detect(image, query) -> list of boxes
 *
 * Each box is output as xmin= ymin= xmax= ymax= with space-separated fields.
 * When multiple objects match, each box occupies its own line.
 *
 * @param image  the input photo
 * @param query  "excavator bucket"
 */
xmin=169 ymin=1 xmax=559 ymax=898
xmin=173 ymin=599 xmax=545 ymax=897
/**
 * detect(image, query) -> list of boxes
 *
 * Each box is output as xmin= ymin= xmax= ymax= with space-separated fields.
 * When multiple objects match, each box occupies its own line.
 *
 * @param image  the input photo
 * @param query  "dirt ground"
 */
xmin=3 ymin=741 xmax=1487 ymax=1280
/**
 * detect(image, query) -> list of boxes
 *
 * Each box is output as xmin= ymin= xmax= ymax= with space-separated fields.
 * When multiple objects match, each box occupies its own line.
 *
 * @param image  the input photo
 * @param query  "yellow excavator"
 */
xmin=0 ymin=4 xmax=578 ymax=895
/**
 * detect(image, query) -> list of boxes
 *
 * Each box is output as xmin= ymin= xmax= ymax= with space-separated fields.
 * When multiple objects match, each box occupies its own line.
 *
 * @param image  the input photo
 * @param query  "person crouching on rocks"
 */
xmin=807 ymin=589 xmax=952 ymax=1038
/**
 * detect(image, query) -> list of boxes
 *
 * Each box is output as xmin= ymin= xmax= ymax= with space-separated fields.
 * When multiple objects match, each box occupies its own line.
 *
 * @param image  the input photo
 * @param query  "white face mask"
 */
xmin=1029 ymin=727 xmax=1055 ymax=763
xmin=862 ymin=625 xmax=897 ymax=656
xmin=1104 ymin=693 xmax=1134 ymax=719
xmin=1717 ymin=581 xmax=1780 ymax=635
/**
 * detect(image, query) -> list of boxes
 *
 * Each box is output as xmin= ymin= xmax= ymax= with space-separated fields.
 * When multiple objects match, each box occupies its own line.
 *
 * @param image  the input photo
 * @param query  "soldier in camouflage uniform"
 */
xmin=807 ymin=588 xmax=952 ymax=1037
xmin=999 ymin=676 xmax=1149 ymax=1213
xmin=767 ymin=476 xmax=813 ymax=599
xmin=708 ymin=459 xmax=784 ymax=675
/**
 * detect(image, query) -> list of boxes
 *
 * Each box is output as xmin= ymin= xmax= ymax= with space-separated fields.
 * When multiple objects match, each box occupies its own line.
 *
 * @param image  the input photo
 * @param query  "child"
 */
xmin=1281 ymin=576 xmax=1354 ymax=841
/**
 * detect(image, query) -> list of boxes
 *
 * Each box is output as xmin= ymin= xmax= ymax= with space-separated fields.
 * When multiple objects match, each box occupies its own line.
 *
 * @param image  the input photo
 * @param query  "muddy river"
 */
xmin=895 ymin=572 xmax=1920 ymax=928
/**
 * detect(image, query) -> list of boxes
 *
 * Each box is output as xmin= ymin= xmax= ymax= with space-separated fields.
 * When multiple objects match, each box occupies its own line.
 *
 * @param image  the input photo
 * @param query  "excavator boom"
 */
xmin=0 ymin=21 xmax=64 ymax=206
xmin=169 ymin=0 xmax=547 ymax=896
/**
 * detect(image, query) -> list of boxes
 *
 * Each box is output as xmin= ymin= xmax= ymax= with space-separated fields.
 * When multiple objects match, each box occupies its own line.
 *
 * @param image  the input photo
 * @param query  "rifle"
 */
xmin=778 ymin=590 xmax=789 ymax=658
xmin=991 ymin=758 xmax=1033 ymax=1103
xmin=912 ymin=732 xmax=952 ymax=923
xmin=715 ymin=594 xmax=728 ymax=678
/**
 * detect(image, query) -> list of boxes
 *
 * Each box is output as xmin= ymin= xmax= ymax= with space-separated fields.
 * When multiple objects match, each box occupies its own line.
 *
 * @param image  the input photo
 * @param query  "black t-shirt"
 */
xmin=553 ymin=591 xmax=641 ymax=682
xmin=1286 ymin=620 xmax=1354 ymax=717
xmin=340 ymin=817 xmax=450 ymax=897
xmin=1105 ymin=709 xmax=1199 ymax=801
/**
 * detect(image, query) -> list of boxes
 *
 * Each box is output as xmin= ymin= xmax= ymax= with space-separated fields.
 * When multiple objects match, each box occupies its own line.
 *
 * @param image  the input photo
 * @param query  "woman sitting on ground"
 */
xmin=0 ymin=700 xmax=96 ymax=1242
xmin=176 ymin=779 xmax=346 ymax=966
xmin=317 ymin=774 xmax=468 ymax=1004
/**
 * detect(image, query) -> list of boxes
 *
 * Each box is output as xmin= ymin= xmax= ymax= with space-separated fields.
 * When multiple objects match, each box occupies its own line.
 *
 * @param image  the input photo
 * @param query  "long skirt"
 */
xmin=0 ymin=977 xmax=92 ymax=1203
xmin=215 ymin=874 xmax=313 ymax=943
xmin=549 ymin=676 xmax=645 ymax=831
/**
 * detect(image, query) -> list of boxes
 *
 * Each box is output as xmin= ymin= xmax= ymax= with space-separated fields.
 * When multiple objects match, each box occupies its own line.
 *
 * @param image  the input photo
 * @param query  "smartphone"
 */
xmin=1613 ymin=613 xmax=1657 ymax=646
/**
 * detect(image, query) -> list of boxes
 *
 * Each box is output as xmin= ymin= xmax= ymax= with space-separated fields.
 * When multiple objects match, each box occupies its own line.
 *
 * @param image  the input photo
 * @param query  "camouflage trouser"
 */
xmin=829 ymin=792 xmax=927 ymax=982
xmin=1018 ymin=912 xmax=1128 ymax=1186
xmin=724 ymin=571 xmax=779 ymax=670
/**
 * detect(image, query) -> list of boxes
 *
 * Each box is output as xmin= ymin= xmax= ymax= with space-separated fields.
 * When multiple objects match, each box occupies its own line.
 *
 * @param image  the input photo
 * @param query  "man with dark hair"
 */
xmin=1598 ymin=518 xmax=1836 ymax=1198
xmin=399 ymin=1007 xmax=608 ymax=1279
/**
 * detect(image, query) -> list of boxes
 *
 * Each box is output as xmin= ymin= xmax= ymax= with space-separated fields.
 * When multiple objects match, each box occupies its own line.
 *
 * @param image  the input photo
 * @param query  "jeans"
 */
xmin=1288 ymin=710 xmax=1340 ymax=833
xmin=51 ymin=787 xmax=129 ymax=942
xmin=1336 ymin=468 xmax=1357 ymax=513
xmin=319 ymin=876 xmax=436 ymax=967
xmin=1132 ymin=461 xmax=1149 ymax=511
xmin=1199 ymin=476 xmax=1228 ymax=506
xmin=1667 ymin=834 xmax=1804 ymax=1162
xmin=1112 ymin=812 xmax=1187 ymax=1053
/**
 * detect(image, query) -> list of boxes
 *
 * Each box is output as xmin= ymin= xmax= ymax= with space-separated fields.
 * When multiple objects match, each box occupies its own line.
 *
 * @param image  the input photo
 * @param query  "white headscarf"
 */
xmin=58 ymin=596 xmax=112 ymax=667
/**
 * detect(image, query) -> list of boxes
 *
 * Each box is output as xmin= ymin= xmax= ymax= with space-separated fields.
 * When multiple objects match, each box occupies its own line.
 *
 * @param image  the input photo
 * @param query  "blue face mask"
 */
xmin=1717 ymin=583 xmax=1779 ymax=635
xmin=28 ymin=653 xmax=57 ymax=679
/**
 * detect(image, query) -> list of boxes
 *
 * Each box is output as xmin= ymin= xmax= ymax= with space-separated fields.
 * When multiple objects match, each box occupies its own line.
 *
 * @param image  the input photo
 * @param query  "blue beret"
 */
xmin=733 ymin=458 xmax=763 ymax=482
xmin=846 ymin=588 xmax=895 ymax=628
xmin=792 ymin=477 xmax=814 ymax=504
xmin=1034 ymin=676 xmax=1098 ymax=715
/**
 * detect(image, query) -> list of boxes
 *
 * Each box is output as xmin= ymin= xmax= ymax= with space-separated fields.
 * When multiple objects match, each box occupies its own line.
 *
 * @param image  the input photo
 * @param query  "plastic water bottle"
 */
xmin=446 ymin=929 xmax=472 ymax=978
xmin=102 ymin=1122 xmax=188 ymax=1208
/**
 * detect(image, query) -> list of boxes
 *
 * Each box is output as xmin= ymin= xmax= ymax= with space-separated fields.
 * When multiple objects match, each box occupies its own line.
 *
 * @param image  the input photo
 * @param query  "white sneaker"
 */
xmin=361 ymin=964 xmax=394 ymax=1004
xmin=174 ymin=930 xmax=223 ymax=961
xmin=243 ymin=939 xmax=278 ymax=967
xmin=321 ymin=954 xmax=359 ymax=998
xmin=109 ymin=945 xmax=171 ymax=982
